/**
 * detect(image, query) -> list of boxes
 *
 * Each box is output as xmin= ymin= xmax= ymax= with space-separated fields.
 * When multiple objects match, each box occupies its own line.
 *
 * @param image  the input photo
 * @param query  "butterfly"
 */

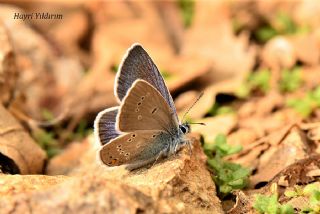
xmin=94 ymin=44 xmax=191 ymax=170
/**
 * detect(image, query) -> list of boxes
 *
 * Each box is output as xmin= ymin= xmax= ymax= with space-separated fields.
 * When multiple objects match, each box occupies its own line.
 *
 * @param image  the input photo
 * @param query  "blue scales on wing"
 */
xmin=94 ymin=107 xmax=120 ymax=146
xmin=115 ymin=44 xmax=178 ymax=122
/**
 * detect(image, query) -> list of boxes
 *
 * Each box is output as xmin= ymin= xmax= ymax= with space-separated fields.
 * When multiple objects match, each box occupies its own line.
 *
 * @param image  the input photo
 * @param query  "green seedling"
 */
xmin=248 ymin=69 xmax=271 ymax=93
xmin=178 ymin=0 xmax=194 ymax=28
xmin=111 ymin=64 xmax=119 ymax=73
xmin=253 ymin=193 xmax=294 ymax=214
xmin=236 ymin=69 xmax=271 ymax=98
xmin=33 ymin=129 xmax=60 ymax=158
xmin=160 ymin=69 xmax=173 ymax=80
xmin=285 ymin=183 xmax=320 ymax=213
xmin=286 ymin=86 xmax=320 ymax=118
xmin=204 ymin=134 xmax=250 ymax=196
xmin=255 ymin=11 xmax=309 ymax=43
xmin=208 ymin=103 xmax=234 ymax=116
xmin=279 ymin=67 xmax=302 ymax=92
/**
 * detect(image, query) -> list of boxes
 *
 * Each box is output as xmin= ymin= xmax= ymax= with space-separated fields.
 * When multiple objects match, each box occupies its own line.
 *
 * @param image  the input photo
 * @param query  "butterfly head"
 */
xmin=179 ymin=123 xmax=190 ymax=134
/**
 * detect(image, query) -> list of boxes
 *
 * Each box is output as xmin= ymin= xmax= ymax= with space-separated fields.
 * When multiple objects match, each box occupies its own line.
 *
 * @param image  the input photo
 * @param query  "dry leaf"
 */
xmin=0 ymin=105 xmax=46 ymax=174
xmin=183 ymin=1 xmax=256 ymax=83
xmin=192 ymin=115 xmax=237 ymax=143
xmin=0 ymin=22 xmax=17 ymax=106
xmin=250 ymin=126 xmax=312 ymax=188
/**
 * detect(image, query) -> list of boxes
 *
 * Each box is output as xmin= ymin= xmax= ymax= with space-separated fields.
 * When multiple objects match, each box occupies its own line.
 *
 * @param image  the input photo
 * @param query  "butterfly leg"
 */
xmin=151 ymin=149 xmax=166 ymax=168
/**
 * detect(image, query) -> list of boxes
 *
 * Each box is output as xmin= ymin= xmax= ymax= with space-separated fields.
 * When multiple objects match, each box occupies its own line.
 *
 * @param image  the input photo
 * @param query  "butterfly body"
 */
xmin=94 ymin=44 xmax=191 ymax=170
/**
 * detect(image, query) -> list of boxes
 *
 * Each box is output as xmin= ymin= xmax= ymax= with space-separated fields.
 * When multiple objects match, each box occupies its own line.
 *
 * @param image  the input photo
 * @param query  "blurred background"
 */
xmin=0 ymin=0 xmax=319 ymax=163
xmin=1 ymin=1 xmax=320 ymax=212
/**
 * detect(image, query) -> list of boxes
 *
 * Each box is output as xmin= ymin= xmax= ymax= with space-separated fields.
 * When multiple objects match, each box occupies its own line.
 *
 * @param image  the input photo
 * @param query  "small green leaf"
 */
xmin=33 ymin=129 xmax=60 ymax=158
xmin=286 ymin=86 xmax=320 ymax=118
xmin=235 ymin=83 xmax=251 ymax=98
xmin=255 ymin=26 xmax=278 ymax=43
xmin=178 ymin=0 xmax=195 ymax=28
xmin=111 ymin=64 xmax=119 ymax=73
xmin=41 ymin=108 xmax=55 ymax=121
xmin=279 ymin=67 xmax=302 ymax=92
xmin=248 ymin=69 xmax=271 ymax=93
xmin=160 ymin=69 xmax=172 ymax=80
xmin=253 ymin=194 xmax=294 ymax=214
xmin=284 ymin=190 xmax=299 ymax=198
xmin=279 ymin=204 xmax=295 ymax=214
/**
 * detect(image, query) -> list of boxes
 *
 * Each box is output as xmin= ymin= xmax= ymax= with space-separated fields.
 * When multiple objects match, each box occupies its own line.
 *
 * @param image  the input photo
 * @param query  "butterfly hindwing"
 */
xmin=94 ymin=107 xmax=120 ymax=146
xmin=117 ymin=79 xmax=179 ymax=133
xmin=115 ymin=44 xmax=178 ymax=121
xmin=99 ymin=130 xmax=170 ymax=168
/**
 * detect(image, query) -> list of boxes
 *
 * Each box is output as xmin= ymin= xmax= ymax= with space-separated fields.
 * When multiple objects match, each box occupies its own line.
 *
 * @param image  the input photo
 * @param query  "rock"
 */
xmin=0 ymin=136 xmax=223 ymax=213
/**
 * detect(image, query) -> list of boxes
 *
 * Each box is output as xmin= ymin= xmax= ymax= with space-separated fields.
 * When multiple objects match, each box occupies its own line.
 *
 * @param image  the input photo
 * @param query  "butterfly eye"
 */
xmin=180 ymin=126 xmax=187 ymax=134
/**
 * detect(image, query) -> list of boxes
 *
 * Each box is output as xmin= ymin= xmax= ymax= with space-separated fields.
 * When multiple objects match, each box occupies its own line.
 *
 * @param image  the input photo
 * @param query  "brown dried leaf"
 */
xmin=291 ymin=34 xmax=320 ymax=66
xmin=192 ymin=115 xmax=237 ymax=143
xmin=183 ymin=1 xmax=256 ymax=83
xmin=238 ymin=91 xmax=284 ymax=118
xmin=250 ymin=126 xmax=312 ymax=188
xmin=0 ymin=22 xmax=17 ymax=106
xmin=0 ymin=105 xmax=46 ymax=174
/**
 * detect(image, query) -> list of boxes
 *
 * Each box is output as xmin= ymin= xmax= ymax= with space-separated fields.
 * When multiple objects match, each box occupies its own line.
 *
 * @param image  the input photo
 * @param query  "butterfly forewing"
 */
xmin=117 ymin=79 xmax=179 ymax=133
xmin=94 ymin=107 xmax=120 ymax=146
xmin=99 ymin=130 xmax=169 ymax=167
xmin=115 ymin=44 xmax=178 ymax=121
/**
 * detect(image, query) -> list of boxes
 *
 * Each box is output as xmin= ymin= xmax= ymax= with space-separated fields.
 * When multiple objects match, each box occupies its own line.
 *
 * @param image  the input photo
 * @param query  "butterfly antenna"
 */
xmin=188 ymin=122 xmax=206 ymax=126
xmin=181 ymin=92 xmax=204 ymax=123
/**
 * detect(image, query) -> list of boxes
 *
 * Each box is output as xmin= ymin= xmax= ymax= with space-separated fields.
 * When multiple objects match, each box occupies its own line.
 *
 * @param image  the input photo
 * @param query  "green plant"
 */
xmin=204 ymin=134 xmax=250 ymax=195
xmin=286 ymin=86 xmax=320 ymax=118
xmin=111 ymin=64 xmax=119 ymax=73
xmin=33 ymin=129 xmax=60 ymax=158
xmin=253 ymin=193 xmax=294 ymax=214
xmin=236 ymin=69 xmax=271 ymax=98
xmin=160 ymin=69 xmax=173 ymax=80
xmin=285 ymin=183 xmax=320 ymax=213
xmin=279 ymin=67 xmax=302 ymax=92
xmin=208 ymin=103 xmax=234 ymax=116
xmin=178 ymin=0 xmax=194 ymax=28
xmin=255 ymin=11 xmax=310 ymax=43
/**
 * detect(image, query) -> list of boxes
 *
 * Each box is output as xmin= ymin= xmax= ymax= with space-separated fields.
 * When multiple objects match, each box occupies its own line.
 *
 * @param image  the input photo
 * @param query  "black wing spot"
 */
xmin=138 ymin=102 xmax=142 ymax=106
xmin=128 ymin=138 xmax=132 ymax=142
xmin=132 ymin=134 xmax=136 ymax=137
xmin=141 ymin=96 xmax=145 ymax=100
xmin=151 ymin=107 xmax=158 ymax=114
xmin=152 ymin=135 xmax=156 ymax=138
